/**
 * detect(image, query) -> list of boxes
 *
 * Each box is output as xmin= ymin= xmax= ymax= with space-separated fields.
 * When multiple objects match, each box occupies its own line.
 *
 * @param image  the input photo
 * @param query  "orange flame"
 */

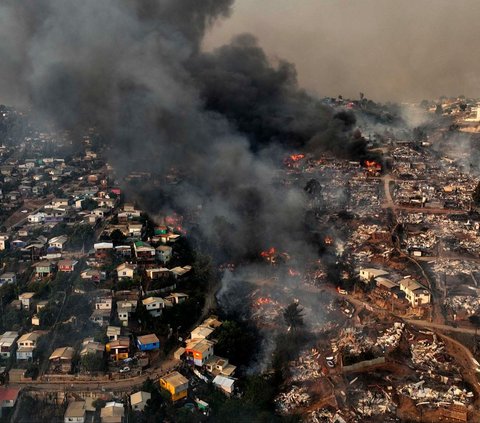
xmin=324 ymin=236 xmax=334 ymax=245
xmin=256 ymin=297 xmax=273 ymax=305
xmin=290 ymin=154 xmax=305 ymax=162
xmin=365 ymin=160 xmax=381 ymax=170
xmin=176 ymin=225 xmax=187 ymax=235
xmin=261 ymin=247 xmax=276 ymax=258
xmin=165 ymin=214 xmax=183 ymax=226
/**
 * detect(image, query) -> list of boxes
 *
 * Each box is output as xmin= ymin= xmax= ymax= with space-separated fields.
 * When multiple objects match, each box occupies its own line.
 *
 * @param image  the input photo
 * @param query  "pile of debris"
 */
xmin=445 ymin=295 xmax=480 ymax=316
xmin=405 ymin=231 xmax=437 ymax=251
xmin=332 ymin=327 xmax=375 ymax=356
xmin=432 ymin=259 xmax=480 ymax=276
xmin=275 ymin=385 xmax=311 ymax=414
xmin=397 ymin=212 xmax=431 ymax=225
xmin=303 ymin=263 xmax=328 ymax=286
xmin=410 ymin=336 xmax=455 ymax=373
xmin=250 ymin=291 xmax=281 ymax=324
xmin=352 ymin=389 xmax=396 ymax=417
xmin=289 ymin=348 xmax=322 ymax=382
xmin=376 ymin=322 xmax=404 ymax=351
xmin=351 ymin=249 xmax=374 ymax=264
xmin=398 ymin=380 xmax=474 ymax=407
xmin=346 ymin=223 xmax=390 ymax=252
xmin=307 ymin=409 xmax=347 ymax=423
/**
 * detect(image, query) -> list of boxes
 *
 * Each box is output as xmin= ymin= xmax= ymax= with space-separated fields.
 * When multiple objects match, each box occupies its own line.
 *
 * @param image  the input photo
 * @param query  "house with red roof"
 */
xmin=0 ymin=387 xmax=20 ymax=415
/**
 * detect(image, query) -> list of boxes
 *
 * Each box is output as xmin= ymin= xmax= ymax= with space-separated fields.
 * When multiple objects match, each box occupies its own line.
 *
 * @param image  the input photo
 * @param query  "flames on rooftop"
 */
xmin=364 ymin=160 xmax=382 ymax=174
xmin=255 ymin=297 xmax=274 ymax=306
xmin=260 ymin=247 xmax=290 ymax=265
xmin=284 ymin=153 xmax=306 ymax=168
xmin=165 ymin=213 xmax=187 ymax=235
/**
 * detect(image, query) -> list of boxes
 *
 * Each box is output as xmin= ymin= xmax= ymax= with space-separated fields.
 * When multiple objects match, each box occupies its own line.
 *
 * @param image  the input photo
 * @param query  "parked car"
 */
xmin=119 ymin=366 xmax=130 ymax=373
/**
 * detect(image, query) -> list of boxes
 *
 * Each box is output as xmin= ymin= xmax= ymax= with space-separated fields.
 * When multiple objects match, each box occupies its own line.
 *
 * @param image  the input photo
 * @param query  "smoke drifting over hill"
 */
xmin=0 ymin=0 xmax=363 ymax=260
xmin=0 ymin=0 xmax=373 ymax=371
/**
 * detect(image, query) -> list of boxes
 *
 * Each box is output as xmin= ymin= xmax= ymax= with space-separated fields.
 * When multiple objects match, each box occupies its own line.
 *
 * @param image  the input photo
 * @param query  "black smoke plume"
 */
xmin=0 ymin=1 xmax=363 ymax=370
xmin=189 ymin=33 xmax=356 ymax=152
xmin=0 ymin=0 xmax=361 ymax=260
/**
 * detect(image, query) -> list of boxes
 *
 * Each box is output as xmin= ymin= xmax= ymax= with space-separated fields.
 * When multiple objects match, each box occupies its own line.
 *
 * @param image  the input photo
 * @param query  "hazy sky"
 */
xmin=203 ymin=0 xmax=480 ymax=102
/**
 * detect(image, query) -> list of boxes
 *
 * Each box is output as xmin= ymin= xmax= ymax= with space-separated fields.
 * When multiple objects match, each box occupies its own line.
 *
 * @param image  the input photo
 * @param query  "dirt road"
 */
xmin=12 ymin=358 xmax=180 ymax=393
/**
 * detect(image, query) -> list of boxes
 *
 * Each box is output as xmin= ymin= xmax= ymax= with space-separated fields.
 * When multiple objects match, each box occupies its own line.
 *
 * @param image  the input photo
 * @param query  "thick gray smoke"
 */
xmin=0 ymin=0 xmax=356 ymax=367
xmin=189 ymin=33 xmax=354 ymax=152
xmin=0 ymin=0 xmax=360 ymax=261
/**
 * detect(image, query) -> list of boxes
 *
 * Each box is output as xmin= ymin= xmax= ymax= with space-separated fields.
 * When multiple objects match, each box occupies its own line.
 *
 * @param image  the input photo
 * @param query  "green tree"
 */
xmin=283 ymin=302 xmax=304 ymax=331
xmin=214 ymin=321 xmax=256 ymax=365
xmin=80 ymin=353 xmax=106 ymax=372
xmin=81 ymin=198 xmax=98 ymax=211
xmin=38 ymin=303 xmax=61 ymax=328
xmin=110 ymin=229 xmax=126 ymax=244
xmin=69 ymin=224 xmax=95 ymax=249
xmin=243 ymin=375 xmax=276 ymax=409
xmin=53 ymin=188 xmax=64 ymax=198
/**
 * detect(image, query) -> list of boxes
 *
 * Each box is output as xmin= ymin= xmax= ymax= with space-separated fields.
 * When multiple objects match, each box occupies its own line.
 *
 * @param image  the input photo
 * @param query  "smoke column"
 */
xmin=0 ymin=0 xmax=364 ymax=368
xmin=0 ymin=0 xmax=362 ymax=259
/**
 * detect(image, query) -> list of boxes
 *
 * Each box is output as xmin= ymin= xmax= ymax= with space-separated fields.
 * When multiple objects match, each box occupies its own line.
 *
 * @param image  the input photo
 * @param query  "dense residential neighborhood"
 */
xmin=2 ymin=96 xmax=480 ymax=422
xmin=0 ymin=120 xmax=246 ymax=421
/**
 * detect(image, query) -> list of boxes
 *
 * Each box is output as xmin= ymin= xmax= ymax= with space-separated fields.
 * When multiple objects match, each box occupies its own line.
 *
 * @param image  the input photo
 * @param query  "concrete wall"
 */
xmin=342 ymin=356 xmax=386 ymax=373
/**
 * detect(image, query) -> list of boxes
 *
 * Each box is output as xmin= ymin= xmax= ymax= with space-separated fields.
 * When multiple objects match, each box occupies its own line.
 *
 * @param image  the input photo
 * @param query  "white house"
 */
xmin=16 ymin=332 xmax=41 ymax=360
xmin=212 ymin=375 xmax=235 ymax=395
xmin=359 ymin=268 xmax=389 ymax=282
xmin=399 ymin=278 xmax=431 ymax=307
xmin=130 ymin=391 xmax=151 ymax=412
xmin=142 ymin=297 xmax=165 ymax=317
xmin=28 ymin=212 xmax=47 ymax=223
xmin=165 ymin=293 xmax=189 ymax=305
xmin=90 ymin=309 xmax=111 ymax=326
xmin=205 ymin=356 xmax=236 ymax=377
xmin=375 ymin=277 xmax=398 ymax=290
xmin=0 ymin=332 xmax=18 ymax=358
xmin=170 ymin=266 xmax=192 ymax=279
xmin=49 ymin=235 xmax=68 ymax=251
xmin=128 ymin=223 xmax=143 ymax=237
xmin=0 ymin=235 xmax=9 ymax=250
xmin=190 ymin=325 xmax=215 ymax=340
xmin=117 ymin=300 xmax=137 ymax=327
xmin=95 ymin=296 xmax=113 ymax=310
xmin=116 ymin=263 xmax=135 ymax=280
xmin=18 ymin=292 xmax=35 ymax=310
xmin=64 ymin=401 xmax=86 ymax=423
xmin=52 ymin=198 xmax=70 ymax=208
xmin=93 ymin=208 xmax=109 ymax=218
xmin=100 ymin=402 xmax=124 ymax=423
xmin=75 ymin=199 xmax=84 ymax=210
xmin=156 ymin=245 xmax=172 ymax=263
xmin=107 ymin=326 xmax=121 ymax=341
xmin=0 ymin=272 xmax=16 ymax=286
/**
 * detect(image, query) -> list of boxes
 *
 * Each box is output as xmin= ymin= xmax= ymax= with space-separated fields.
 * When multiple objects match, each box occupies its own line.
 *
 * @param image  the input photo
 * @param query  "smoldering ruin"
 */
xmin=0 ymin=0 xmax=366 ymax=260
